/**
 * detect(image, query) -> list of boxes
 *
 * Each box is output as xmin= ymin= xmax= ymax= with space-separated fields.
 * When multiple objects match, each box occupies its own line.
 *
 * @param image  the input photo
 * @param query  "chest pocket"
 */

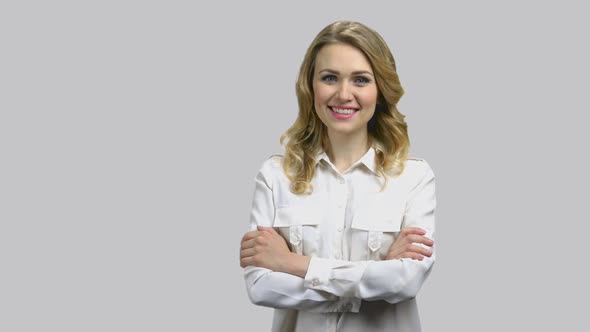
xmin=350 ymin=195 xmax=404 ymax=261
xmin=273 ymin=197 xmax=324 ymax=257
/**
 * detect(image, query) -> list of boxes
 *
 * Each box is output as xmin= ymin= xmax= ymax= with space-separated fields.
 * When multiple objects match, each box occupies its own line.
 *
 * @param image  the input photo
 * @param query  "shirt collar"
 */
xmin=314 ymin=146 xmax=378 ymax=175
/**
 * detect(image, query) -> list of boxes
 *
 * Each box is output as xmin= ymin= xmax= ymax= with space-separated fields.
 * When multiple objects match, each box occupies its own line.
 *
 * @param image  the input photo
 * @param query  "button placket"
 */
xmin=333 ymin=176 xmax=347 ymax=261
xmin=337 ymin=177 xmax=347 ymax=209
xmin=340 ymin=302 xmax=353 ymax=311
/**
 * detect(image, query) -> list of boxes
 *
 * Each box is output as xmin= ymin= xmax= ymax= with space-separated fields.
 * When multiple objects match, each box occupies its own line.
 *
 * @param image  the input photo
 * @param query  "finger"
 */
xmin=240 ymin=247 xmax=257 ymax=259
xmin=407 ymin=244 xmax=433 ymax=257
xmin=406 ymin=234 xmax=434 ymax=246
xmin=242 ymin=230 xmax=260 ymax=242
xmin=400 ymin=227 xmax=427 ymax=236
xmin=242 ymin=230 xmax=258 ymax=241
xmin=254 ymin=235 xmax=268 ymax=246
xmin=257 ymin=225 xmax=273 ymax=232
xmin=399 ymin=252 xmax=425 ymax=260
xmin=385 ymin=251 xmax=424 ymax=260
xmin=240 ymin=238 xmax=257 ymax=250
xmin=385 ymin=250 xmax=401 ymax=260
xmin=240 ymin=256 xmax=255 ymax=268
xmin=257 ymin=225 xmax=280 ymax=235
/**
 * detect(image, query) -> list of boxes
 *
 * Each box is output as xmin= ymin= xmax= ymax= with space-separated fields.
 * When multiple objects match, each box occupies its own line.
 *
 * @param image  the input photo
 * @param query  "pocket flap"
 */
xmin=352 ymin=218 xmax=402 ymax=232
xmin=351 ymin=194 xmax=403 ymax=232
xmin=273 ymin=205 xmax=323 ymax=227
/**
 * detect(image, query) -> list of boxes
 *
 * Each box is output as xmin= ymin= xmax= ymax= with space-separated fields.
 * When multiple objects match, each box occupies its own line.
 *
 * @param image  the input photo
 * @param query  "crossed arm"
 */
xmin=240 ymin=225 xmax=433 ymax=278
xmin=240 ymin=161 xmax=436 ymax=312
xmin=239 ymin=226 xmax=434 ymax=313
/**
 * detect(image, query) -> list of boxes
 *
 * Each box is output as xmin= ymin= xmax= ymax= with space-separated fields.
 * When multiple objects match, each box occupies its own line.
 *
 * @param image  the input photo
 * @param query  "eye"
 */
xmin=320 ymin=74 xmax=337 ymax=83
xmin=353 ymin=76 xmax=371 ymax=85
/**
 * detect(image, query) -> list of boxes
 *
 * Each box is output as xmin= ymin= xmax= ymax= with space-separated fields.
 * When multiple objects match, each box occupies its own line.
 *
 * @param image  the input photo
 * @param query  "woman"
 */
xmin=240 ymin=21 xmax=436 ymax=332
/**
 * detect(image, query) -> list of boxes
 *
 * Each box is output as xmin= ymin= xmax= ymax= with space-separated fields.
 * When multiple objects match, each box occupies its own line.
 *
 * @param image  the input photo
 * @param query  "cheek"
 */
xmin=313 ymin=89 xmax=328 ymax=118
xmin=312 ymin=86 xmax=323 ymax=117
xmin=361 ymin=88 xmax=378 ymax=105
xmin=312 ymin=83 xmax=331 ymax=104
xmin=313 ymin=91 xmax=321 ymax=107
xmin=359 ymin=89 xmax=378 ymax=120
xmin=312 ymin=83 xmax=319 ymax=107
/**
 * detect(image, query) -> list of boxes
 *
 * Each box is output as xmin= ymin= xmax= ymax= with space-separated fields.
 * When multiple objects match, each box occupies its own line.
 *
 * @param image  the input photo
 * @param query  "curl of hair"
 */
xmin=279 ymin=21 xmax=409 ymax=195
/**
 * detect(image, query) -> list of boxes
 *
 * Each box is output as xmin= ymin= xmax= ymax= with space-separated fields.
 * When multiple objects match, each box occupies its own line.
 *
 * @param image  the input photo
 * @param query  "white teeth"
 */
xmin=331 ymin=107 xmax=356 ymax=114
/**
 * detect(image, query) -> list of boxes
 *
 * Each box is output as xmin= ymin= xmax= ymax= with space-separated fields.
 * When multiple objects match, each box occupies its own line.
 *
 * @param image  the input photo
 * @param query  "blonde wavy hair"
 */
xmin=280 ymin=21 xmax=409 ymax=195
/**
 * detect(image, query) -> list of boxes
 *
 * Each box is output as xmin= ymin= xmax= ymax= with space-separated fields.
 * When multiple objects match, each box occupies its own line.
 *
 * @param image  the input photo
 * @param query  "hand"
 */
xmin=240 ymin=226 xmax=292 ymax=271
xmin=386 ymin=227 xmax=434 ymax=261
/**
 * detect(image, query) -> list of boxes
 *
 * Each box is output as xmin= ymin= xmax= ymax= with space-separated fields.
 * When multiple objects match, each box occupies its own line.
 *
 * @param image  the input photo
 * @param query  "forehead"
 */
xmin=314 ymin=43 xmax=373 ymax=73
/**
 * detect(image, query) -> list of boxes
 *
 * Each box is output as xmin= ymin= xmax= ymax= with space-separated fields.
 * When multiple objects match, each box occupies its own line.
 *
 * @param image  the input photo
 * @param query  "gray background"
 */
xmin=1 ymin=0 xmax=588 ymax=331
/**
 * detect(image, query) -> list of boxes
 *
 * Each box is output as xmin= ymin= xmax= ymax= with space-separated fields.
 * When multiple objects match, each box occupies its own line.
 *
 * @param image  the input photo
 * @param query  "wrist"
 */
xmin=283 ymin=252 xmax=311 ymax=278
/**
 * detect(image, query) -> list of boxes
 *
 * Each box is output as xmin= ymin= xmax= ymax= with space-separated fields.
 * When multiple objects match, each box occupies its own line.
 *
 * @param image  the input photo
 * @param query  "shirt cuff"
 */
xmin=303 ymin=257 xmax=363 ymax=313
xmin=303 ymin=256 xmax=332 ymax=290
xmin=301 ymin=258 xmax=363 ymax=312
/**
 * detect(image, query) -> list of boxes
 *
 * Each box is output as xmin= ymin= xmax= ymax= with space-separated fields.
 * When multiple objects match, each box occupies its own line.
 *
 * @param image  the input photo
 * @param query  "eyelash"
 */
xmin=320 ymin=75 xmax=337 ymax=82
xmin=320 ymin=75 xmax=371 ymax=85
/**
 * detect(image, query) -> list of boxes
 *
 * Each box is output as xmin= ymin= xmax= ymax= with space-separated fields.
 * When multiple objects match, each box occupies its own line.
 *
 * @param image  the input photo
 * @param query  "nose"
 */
xmin=335 ymin=81 xmax=353 ymax=102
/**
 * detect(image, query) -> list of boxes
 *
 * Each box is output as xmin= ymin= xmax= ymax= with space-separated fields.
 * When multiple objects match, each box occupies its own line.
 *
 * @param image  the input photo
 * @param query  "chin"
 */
xmin=327 ymin=125 xmax=365 ymax=135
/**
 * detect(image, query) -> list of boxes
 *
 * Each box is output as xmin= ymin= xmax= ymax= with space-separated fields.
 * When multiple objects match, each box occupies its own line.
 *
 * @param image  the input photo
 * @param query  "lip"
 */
xmin=329 ymin=105 xmax=360 ymax=110
xmin=328 ymin=106 xmax=358 ymax=120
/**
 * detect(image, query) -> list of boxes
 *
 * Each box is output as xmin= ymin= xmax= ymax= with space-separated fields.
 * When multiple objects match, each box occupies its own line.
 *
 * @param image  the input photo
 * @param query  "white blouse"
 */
xmin=244 ymin=146 xmax=436 ymax=332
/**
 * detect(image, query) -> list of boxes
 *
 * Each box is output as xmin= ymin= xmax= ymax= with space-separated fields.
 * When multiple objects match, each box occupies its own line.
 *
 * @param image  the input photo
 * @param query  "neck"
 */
xmin=325 ymin=130 xmax=372 ymax=173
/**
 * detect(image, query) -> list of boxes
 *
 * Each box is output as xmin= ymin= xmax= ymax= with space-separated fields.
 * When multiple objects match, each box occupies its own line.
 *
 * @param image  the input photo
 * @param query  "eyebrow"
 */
xmin=318 ymin=69 xmax=374 ymax=77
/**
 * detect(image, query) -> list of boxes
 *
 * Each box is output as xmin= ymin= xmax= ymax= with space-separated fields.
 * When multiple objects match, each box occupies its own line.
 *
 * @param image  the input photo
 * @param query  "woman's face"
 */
xmin=312 ymin=43 xmax=378 ymax=138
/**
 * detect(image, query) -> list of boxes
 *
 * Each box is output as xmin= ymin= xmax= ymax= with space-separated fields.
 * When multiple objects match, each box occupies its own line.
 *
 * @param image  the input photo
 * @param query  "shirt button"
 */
xmin=341 ymin=303 xmax=353 ymax=311
xmin=337 ymin=225 xmax=343 ymax=232
xmin=311 ymin=278 xmax=320 ymax=287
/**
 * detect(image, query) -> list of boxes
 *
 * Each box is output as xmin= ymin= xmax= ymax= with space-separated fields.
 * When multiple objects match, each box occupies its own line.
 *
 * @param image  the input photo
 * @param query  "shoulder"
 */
xmin=402 ymin=156 xmax=435 ymax=181
xmin=259 ymin=154 xmax=283 ymax=172
xmin=255 ymin=154 xmax=285 ymax=185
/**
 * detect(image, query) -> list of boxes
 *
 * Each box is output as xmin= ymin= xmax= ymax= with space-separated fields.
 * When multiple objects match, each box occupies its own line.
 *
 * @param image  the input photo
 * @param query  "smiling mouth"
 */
xmin=329 ymin=106 xmax=359 ymax=114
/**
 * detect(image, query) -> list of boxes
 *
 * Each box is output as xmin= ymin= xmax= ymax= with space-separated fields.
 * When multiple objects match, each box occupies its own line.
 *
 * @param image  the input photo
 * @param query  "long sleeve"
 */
xmin=243 ymin=159 xmax=362 ymax=313
xmin=303 ymin=162 xmax=436 ymax=304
